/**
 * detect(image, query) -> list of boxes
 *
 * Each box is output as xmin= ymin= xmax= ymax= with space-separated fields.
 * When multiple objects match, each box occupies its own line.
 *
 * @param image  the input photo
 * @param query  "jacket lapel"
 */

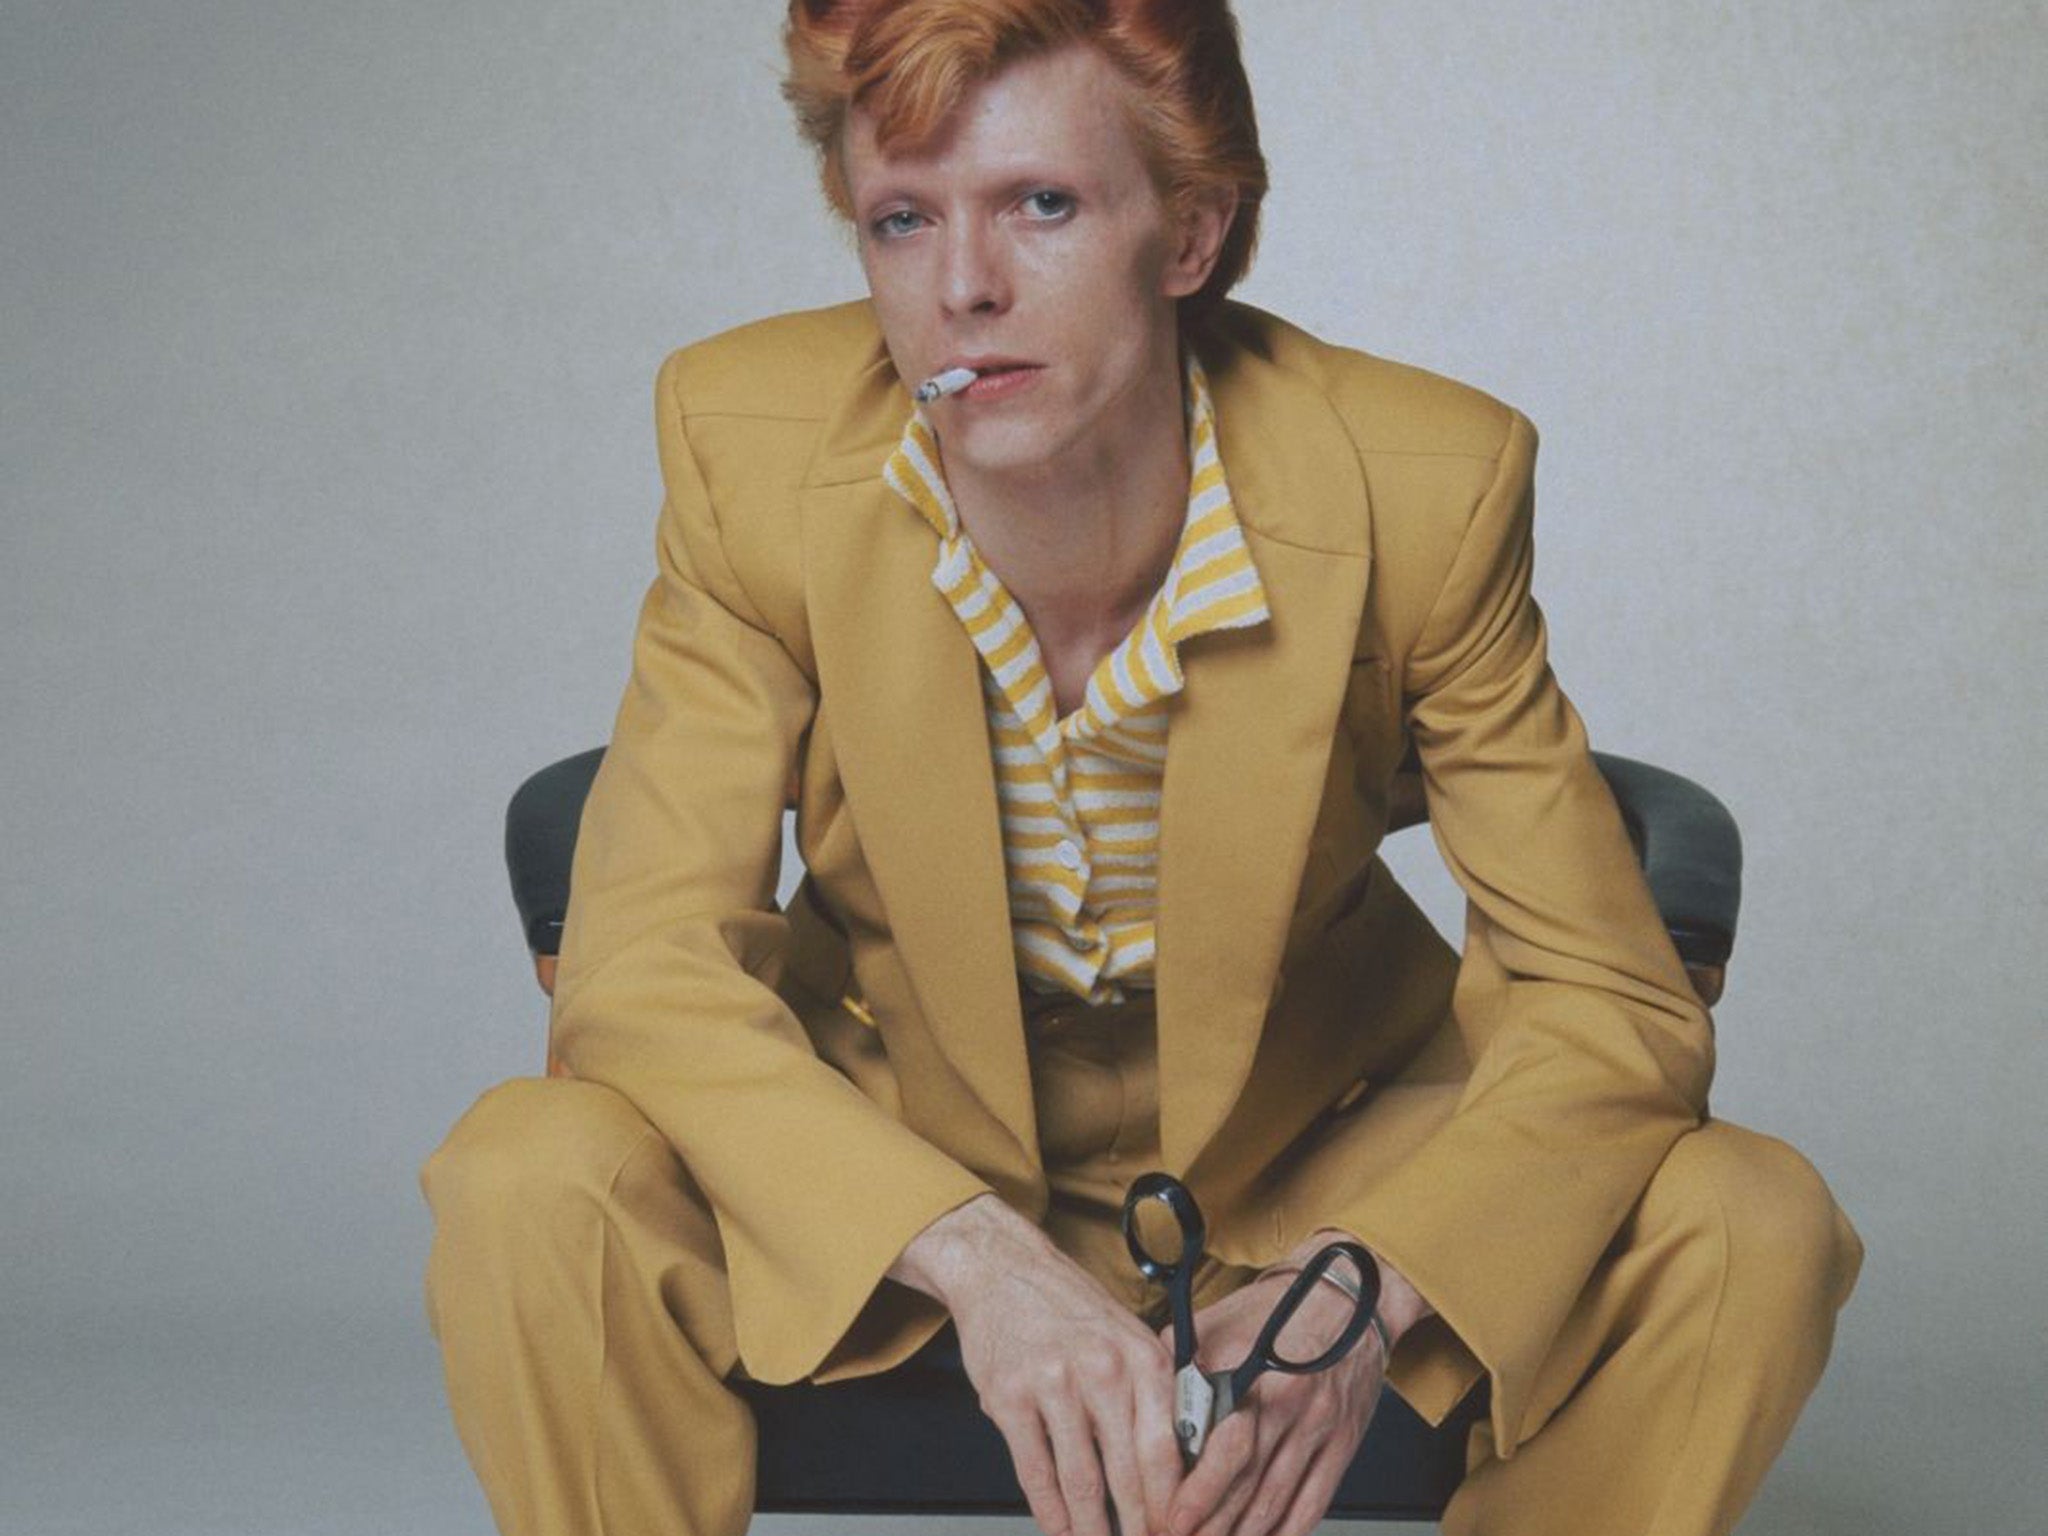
xmin=1155 ymin=332 xmax=1374 ymax=1181
xmin=797 ymin=322 xmax=1375 ymax=1186
xmin=801 ymin=347 xmax=1040 ymax=1167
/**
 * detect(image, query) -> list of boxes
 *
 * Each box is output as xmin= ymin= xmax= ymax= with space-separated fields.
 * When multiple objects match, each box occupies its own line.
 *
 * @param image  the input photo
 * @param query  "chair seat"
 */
xmin=740 ymin=1321 xmax=1483 ymax=1520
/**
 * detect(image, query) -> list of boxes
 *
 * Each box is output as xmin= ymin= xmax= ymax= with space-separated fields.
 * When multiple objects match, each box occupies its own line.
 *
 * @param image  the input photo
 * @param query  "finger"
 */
xmin=1229 ymin=1419 xmax=1317 ymax=1536
xmin=1271 ymin=1439 xmax=1349 ymax=1536
xmin=1190 ymin=1410 xmax=1268 ymax=1536
xmin=987 ymin=1404 xmax=1071 ymax=1536
xmin=1133 ymin=1357 xmax=1184 ymax=1531
xmin=1042 ymin=1394 xmax=1114 ymax=1536
xmin=1167 ymin=1407 xmax=1257 ymax=1536
xmin=1091 ymin=1386 xmax=1152 ymax=1536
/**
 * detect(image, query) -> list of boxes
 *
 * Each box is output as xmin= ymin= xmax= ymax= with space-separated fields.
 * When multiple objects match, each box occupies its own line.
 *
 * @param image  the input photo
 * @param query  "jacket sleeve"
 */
xmin=548 ymin=350 xmax=995 ymax=1385
xmin=1328 ymin=408 xmax=1716 ymax=1451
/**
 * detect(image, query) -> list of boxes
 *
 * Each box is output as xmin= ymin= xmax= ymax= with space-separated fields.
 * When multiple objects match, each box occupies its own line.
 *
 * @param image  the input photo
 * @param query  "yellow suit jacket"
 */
xmin=548 ymin=298 xmax=1715 ymax=1457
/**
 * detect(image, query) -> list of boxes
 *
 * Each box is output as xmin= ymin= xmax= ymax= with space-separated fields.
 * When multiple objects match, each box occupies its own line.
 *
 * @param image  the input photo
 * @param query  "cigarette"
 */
xmin=914 ymin=366 xmax=979 ymax=403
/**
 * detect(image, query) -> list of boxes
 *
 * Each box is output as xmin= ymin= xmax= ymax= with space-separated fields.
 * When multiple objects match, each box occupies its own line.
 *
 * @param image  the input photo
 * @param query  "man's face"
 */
xmin=842 ymin=44 xmax=1208 ymax=481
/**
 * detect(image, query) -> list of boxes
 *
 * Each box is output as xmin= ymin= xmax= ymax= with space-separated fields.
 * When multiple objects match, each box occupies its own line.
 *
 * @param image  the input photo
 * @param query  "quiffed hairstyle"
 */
xmin=782 ymin=0 xmax=1267 ymax=316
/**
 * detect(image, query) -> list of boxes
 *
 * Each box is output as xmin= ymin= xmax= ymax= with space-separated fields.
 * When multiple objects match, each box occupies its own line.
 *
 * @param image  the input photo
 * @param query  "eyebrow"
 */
xmin=856 ymin=169 xmax=1089 ymax=218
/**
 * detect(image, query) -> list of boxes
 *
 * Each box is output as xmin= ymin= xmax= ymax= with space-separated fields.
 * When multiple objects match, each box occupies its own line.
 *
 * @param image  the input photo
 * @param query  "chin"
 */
xmin=945 ymin=411 xmax=1081 ymax=481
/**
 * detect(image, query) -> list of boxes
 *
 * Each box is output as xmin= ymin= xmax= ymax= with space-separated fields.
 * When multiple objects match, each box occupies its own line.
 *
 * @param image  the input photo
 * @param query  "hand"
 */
xmin=892 ymin=1196 xmax=1186 ymax=1536
xmin=1158 ymin=1265 xmax=1387 ymax=1536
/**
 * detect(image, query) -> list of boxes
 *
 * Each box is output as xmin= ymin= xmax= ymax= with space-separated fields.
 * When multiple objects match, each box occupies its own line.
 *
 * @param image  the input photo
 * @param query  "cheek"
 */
xmin=860 ymin=248 xmax=912 ymax=318
xmin=861 ymin=258 xmax=931 ymax=367
xmin=1019 ymin=246 xmax=1153 ymax=348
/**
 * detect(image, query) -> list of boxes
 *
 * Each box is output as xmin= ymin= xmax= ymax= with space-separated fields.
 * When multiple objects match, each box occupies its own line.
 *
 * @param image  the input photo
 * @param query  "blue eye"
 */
xmin=1021 ymin=190 xmax=1075 ymax=221
xmin=872 ymin=208 xmax=926 ymax=240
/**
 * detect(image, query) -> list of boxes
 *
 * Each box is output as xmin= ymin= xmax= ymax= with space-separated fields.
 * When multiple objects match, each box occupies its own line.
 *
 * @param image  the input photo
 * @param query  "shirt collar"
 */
xmin=881 ymin=349 xmax=1271 ymax=743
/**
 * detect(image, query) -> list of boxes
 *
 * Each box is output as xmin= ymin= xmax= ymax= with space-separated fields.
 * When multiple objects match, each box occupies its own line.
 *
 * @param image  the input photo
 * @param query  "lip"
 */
xmin=941 ymin=354 xmax=1040 ymax=375
xmin=942 ymin=356 xmax=1044 ymax=404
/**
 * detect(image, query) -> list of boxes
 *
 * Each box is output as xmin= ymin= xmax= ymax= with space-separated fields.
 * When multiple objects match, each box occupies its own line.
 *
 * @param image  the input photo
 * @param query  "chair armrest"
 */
xmin=1587 ymin=751 xmax=1741 ymax=968
xmin=507 ymin=744 xmax=1742 ymax=1007
xmin=505 ymin=747 xmax=605 ymax=986
xmin=1385 ymin=744 xmax=1740 ymax=1005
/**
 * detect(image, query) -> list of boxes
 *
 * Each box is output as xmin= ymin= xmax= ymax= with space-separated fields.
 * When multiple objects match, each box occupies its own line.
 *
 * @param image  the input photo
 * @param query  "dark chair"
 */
xmin=503 ymin=744 xmax=1740 ymax=1521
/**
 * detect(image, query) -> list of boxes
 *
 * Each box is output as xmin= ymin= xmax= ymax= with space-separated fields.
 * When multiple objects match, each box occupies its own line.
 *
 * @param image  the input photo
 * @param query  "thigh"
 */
xmin=1497 ymin=1115 xmax=1862 ymax=1458
xmin=423 ymin=1074 xmax=660 ymax=1192
xmin=421 ymin=1075 xmax=740 ymax=1373
xmin=1444 ymin=1118 xmax=1862 ymax=1536
xmin=421 ymin=1075 xmax=697 ymax=1248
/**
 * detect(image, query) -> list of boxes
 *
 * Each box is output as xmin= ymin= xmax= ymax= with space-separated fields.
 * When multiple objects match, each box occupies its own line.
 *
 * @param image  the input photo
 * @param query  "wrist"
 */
xmin=1370 ymin=1259 xmax=1433 ymax=1345
xmin=887 ymin=1192 xmax=1037 ymax=1308
xmin=1279 ymin=1228 xmax=1434 ymax=1349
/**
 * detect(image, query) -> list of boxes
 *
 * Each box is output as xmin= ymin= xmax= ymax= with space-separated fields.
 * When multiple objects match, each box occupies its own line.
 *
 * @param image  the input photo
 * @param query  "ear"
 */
xmin=1160 ymin=185 xmax=1239 ymax=300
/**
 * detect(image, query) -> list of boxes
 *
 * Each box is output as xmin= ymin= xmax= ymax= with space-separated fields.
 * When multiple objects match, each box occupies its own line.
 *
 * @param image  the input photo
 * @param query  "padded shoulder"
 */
xmin=660 ymin=300 xmax=885 ymax=424
xmin=1205 ymin=302 xmax=1517 ymax=462
xmin=1197 ymin=303 xmax=1533 ymax=672
xmin=650 ymin=304 xmax=889 ymax=673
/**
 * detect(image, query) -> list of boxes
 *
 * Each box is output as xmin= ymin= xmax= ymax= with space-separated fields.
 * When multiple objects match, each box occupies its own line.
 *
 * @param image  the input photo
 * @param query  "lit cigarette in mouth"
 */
xmin=914 ymin=366 xmax=980 ymax=402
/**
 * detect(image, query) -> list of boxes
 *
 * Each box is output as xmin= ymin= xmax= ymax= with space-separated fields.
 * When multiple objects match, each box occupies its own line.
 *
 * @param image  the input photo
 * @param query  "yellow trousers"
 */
xmin=421 ymin=992 xmax=1861 ymax=1535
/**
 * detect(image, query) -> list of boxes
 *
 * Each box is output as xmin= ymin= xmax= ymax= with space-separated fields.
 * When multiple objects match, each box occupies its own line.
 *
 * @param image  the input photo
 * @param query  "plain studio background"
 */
xmin=4 ymin=2 xmax=2042 ymax=1532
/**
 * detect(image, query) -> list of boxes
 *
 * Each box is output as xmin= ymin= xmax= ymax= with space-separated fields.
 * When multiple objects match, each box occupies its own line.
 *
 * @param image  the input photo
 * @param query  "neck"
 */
xmin=943 ymin=348 xmax=1190 ymax=643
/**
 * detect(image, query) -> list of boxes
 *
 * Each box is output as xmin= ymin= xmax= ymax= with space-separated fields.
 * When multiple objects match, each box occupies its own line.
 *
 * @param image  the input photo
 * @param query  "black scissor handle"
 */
xmin=1121 ymin=1173 xmax=1206 ymax=1369
xmin=1120 ymin=1172 xmax=1205 ymax=1277
xmin=1229 ymin=1240 xmax=1379 ymax=1403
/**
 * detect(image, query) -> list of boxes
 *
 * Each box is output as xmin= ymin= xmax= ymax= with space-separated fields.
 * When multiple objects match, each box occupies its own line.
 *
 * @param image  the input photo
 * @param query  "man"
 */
xmin=421 ymin=4 xmax=1862 ymax=1534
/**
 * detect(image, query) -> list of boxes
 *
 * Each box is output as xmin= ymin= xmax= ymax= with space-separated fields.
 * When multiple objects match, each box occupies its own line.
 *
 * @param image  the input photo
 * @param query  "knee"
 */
xmin=420 ymin=1075 xmax=662 ymax=1242
xmin=1656 ymin=1123 xmax=1865 ymax=1327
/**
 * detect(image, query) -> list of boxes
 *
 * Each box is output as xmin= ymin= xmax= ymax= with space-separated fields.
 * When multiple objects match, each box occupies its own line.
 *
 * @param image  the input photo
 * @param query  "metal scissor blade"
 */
xmin=1173 ymin=1365 xmax=1217 ymax=1462
xmin=1208 ymin=1368 xmax=1239 ymax=1426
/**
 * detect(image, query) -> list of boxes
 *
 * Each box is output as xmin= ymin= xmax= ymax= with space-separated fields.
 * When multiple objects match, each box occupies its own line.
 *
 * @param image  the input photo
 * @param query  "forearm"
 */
xmin=886 ymin=1190 xmax=1053 ymax=1309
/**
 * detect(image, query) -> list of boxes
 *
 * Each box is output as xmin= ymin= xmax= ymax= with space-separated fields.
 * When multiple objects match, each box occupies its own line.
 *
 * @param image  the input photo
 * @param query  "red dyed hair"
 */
xmin=782 ymin=0 xmax=1267 ymax=316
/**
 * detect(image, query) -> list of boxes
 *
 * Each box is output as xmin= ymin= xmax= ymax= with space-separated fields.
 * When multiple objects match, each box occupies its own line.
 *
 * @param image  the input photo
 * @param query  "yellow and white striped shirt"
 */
xmin=883 ymin=353 xmax=1271 ymax=1004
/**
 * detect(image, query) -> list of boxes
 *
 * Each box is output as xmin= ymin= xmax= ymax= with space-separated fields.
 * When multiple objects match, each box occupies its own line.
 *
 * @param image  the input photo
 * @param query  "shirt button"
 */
xmin=1055 ymin=839 xmax=1082 ymax=870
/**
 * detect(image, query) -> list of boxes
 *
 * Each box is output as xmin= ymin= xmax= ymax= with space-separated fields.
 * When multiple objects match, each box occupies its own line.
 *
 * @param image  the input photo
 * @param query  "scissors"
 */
xmin=1120 ymin=1171 xmax=1380 ymax=1466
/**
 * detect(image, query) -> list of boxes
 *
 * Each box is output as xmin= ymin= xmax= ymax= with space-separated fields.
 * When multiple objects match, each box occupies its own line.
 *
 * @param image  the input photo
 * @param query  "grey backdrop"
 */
xmin=5 ymin=2 xmax=2042 ymax=1533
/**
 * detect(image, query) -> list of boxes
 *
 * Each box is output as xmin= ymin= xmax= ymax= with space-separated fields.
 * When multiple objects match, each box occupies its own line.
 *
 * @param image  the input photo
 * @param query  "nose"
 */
xmin=938 ymin=217 xmax=1009 ymax=319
